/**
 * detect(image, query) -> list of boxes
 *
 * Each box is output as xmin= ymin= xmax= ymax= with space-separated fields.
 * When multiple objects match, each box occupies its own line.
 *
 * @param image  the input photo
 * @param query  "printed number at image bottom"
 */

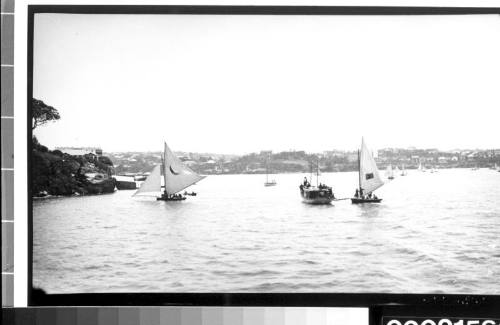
xmin=384 ymin=319 xmax=500 ymax=325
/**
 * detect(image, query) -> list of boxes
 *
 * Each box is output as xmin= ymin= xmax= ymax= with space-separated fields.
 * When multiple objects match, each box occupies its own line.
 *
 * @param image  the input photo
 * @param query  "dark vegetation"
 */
xmin=31 ymin=99 xmax=116 ymax=197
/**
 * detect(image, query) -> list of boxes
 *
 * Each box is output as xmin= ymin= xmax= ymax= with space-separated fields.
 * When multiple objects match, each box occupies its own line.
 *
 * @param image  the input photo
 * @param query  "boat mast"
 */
xmin=266 ymin=155 xmax=269 ymax=183
xmin=161 ymin=153 xmax=168 ymax=196
xmin=358 ymin=149 xmax=361 ymax=192
xmin=309 ymin=160 xmax=313 ymax=184
xmin=316 ymin=156 xmax=319 ymax=187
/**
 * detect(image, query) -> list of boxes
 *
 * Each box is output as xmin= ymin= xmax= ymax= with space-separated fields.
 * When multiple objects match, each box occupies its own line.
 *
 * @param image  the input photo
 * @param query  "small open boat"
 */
xmin=351 ymin=137 xmax=384 ymax=204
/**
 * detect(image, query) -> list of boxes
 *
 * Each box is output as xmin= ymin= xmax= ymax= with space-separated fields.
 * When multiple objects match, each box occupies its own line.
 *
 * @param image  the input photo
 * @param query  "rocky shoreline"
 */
xmin=32 ymin=138 xmax=116 ymax=197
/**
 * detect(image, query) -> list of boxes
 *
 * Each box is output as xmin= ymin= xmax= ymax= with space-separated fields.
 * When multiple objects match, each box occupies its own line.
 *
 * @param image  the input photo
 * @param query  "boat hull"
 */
xmin=302 ymin=197 xmax=333 ymax=205
xmin=351 ymin=198 xmax=382 ymax=204
xmin=115 ymin=180 xmax=137 ymax=190
xmin=264 ymin=182 xmax=277 ymax=187
xmin=300 ymin=186 xmax=335 ymax=205
xmin=157 ymin=196 xmax=186 ymax=201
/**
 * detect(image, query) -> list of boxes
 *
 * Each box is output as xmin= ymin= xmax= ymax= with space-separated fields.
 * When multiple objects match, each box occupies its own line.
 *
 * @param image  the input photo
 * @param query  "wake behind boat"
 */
xmin=134 ymin=142 xmax=206 ymax=201
xmin=351 ymin=137 xmax=384 ymax=204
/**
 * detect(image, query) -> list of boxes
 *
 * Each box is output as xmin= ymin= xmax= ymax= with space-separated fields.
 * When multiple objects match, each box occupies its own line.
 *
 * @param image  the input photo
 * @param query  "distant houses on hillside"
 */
xmin=105 ymin=147 xmax=500 ymax=175
xmin=56 ymin=146 xmax=103 ymax=157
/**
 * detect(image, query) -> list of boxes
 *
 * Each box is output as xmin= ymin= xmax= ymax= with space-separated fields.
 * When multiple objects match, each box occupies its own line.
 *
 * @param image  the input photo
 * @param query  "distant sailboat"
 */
xmin=400 ymin=164 xmax=407 ymax=176
xmin=264 ymin=156 xmax=277 ymax=187
xmin=134 ymin=142 xmax=206 ymax=201
xmin=351 ymin=137 xmax=383 ymax=204
xmin=386 ymin=164 xmax=395 ymax=180
xmin=418 ymin=162 xmax=426 ymax=172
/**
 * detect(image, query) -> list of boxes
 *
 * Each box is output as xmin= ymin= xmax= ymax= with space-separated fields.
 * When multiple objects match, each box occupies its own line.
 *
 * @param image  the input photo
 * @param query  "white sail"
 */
xmin=386 ymin=165 xmax=394 ymax=178
xmin=163 ymin=142 xmax=205 ymax=195
xmin=133 ymin=164 xmax=161 ymax=196
xmin=359 ymin=138 xmax=384 ymax=193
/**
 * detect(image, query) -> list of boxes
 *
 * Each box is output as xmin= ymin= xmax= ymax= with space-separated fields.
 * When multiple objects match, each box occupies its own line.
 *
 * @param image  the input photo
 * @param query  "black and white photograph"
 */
xmin=30 ymin=11 xmax=500 ymax=295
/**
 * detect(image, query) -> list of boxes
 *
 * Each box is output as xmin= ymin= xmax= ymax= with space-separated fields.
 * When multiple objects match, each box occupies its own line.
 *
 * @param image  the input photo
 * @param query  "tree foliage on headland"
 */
xmin=31 ymin=98 xmax=116 ymax=197
xmin=32 ymin=98 xmax=60 ymax=130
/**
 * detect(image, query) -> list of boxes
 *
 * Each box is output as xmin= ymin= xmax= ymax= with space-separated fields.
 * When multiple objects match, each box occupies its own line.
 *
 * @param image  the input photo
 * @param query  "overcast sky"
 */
xmin=33 ymin=13 xmax=500 ymax=154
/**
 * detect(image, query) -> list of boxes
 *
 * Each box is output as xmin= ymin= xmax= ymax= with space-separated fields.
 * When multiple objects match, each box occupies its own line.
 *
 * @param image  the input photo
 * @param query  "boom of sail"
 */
xmin=358 ymin=138 xmax=384 ymax=193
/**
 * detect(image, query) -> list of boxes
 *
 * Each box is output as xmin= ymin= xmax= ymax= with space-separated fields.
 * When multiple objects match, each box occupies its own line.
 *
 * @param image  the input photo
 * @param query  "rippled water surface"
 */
xmin=33 ymin=168 xmax=500 ymax=294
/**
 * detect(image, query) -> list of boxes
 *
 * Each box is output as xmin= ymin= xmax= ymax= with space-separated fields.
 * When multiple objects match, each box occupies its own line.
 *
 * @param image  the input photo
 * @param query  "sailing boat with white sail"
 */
xmin=351 ymin=137 xmax=384 ymax=204
xmin=386 ymin=164 xmax=395 ymax=180
xmin=418 ymin=162 xmax=426 ymax=172
xmin=134 ymin=142 xmax=206 ymax=201
xmin=400 ymin=164 xmax=407 ymax=176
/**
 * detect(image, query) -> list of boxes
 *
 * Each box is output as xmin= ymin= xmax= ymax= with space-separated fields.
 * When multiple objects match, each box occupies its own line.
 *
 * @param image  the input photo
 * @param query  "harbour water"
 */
xmin=33 ymin=168 xmax=500 ymax=294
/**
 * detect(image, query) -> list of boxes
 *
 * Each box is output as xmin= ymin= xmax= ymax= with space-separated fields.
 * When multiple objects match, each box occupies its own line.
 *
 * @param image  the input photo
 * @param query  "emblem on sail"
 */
xmin=134 ymin=142 xmax=206 ymax=200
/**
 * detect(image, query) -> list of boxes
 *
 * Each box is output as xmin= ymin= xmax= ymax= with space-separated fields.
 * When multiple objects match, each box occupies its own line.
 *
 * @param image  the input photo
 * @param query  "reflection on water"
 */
xmin=33 ymin=169 xmax=500 ymax=294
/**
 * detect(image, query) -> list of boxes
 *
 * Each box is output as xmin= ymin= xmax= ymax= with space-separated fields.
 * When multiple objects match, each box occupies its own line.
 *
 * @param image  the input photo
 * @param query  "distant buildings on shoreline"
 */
xmin=106 ymin=147 xmax=500 ymax=175
xmin=56 ymin=146 xmax=103 ymax=157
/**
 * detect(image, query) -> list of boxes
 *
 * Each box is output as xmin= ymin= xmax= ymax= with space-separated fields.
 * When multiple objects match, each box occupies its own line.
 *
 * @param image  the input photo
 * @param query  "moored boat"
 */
xmin=115 ymin=179 xmax=137 ymax=190
xmin=386 ymin=164 xmax=395 ymax=180
xmin=264 ymin=155 xmax=277 ymax=187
